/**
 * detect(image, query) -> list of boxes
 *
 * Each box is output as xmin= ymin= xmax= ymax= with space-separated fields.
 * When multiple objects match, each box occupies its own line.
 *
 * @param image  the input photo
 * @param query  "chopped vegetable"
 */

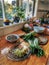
xmin=13 ymin=46 xmax=29 ymax=58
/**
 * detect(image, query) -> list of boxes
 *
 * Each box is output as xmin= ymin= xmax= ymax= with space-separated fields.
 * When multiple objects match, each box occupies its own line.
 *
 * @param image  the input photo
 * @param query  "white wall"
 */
xmin=36 ymin=0 xmax=49 ymax=18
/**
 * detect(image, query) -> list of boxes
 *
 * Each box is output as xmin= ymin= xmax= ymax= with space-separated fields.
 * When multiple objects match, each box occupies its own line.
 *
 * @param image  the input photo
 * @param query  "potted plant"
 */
xmin=14 ymin=7 xmax=25 ymax=23
xmin=13 ymin=15 xmax=20 ymax=23
xmin=4 ymin=19 xmax=10 ymax=25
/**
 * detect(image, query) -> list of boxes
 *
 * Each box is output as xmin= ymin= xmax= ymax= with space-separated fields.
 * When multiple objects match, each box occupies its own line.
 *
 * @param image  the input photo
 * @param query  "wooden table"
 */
xmin=0 ymin=30 xmax=49 ymax=65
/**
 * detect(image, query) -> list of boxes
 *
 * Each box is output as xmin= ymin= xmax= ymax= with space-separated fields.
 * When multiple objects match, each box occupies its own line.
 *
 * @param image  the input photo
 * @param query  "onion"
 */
xmin=24 ymin=24 xmax=29 ymax=28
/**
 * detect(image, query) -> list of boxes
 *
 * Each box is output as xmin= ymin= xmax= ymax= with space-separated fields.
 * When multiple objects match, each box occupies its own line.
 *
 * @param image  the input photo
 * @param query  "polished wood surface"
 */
xmin=0 ymin=30 xmax=49 ymax=65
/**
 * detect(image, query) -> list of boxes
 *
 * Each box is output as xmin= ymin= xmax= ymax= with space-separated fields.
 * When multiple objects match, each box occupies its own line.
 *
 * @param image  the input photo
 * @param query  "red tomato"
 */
xmin=29 ymin=24 xmax=33 ymax=27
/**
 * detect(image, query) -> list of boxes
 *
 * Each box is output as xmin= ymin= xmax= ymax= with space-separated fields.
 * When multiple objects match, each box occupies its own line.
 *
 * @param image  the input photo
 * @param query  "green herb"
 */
xmin=23 ymin=32 xmax=45 ymax=57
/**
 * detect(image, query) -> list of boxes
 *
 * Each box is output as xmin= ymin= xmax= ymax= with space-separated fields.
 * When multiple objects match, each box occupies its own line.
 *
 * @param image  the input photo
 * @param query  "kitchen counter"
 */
xmin=0 ymin=30 xmax=49 ymax=65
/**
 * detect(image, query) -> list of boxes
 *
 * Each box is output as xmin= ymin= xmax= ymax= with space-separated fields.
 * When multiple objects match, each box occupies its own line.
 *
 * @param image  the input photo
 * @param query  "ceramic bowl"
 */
xmin=6 ymin=34 xmax=19 ymax=43
xmin=33 ymin=26 xmax=45 ymax=33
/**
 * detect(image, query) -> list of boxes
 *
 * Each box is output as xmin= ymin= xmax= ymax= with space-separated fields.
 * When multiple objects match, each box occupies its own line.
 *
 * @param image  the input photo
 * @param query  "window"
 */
xmin=3 ymin=0 xmax=36 ymax=20
xmin=0 ymin=0 xmax=37 ymax=26
xmin=29 ymin=0 xmax=34 ymax=17
xmin=22 ymin=0 xmax=35 ymax=18
xmin=0 ymin=0 xmax=3 ymax=18
xmin=4 ymin=0 xmax=17 ymax=20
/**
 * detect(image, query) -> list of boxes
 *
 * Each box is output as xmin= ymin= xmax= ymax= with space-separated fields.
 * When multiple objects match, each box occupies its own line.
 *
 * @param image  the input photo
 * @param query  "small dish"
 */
xmin=38 ymin=36 xmax=48 ymax=45
xmin=6 ymin=34 xmax=19 ymax=43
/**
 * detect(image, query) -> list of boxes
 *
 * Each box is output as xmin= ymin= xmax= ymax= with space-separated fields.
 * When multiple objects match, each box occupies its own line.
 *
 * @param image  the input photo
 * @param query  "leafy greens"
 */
xmin=23 ymin=32 xmax=45 ymax=57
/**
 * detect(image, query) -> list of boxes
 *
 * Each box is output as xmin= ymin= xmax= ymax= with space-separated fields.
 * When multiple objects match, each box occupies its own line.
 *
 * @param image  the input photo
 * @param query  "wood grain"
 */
xmin=0 ymin=30 xmax=49 ymax=65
